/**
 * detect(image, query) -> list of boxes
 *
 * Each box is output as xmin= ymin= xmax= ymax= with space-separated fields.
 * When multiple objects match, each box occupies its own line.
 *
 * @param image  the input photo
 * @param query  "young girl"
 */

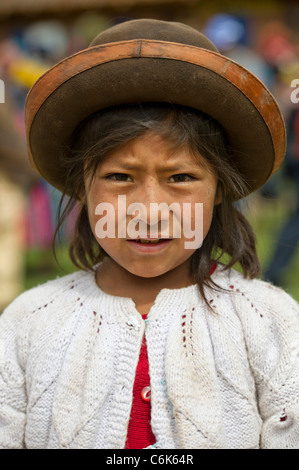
xmin=0 ymin=18 xmax=298 ymax=449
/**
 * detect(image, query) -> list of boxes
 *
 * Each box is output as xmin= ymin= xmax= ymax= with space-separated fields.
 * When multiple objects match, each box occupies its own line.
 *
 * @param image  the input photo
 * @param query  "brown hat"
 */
xmin=25 ymin=18 xmax=286 ymax=195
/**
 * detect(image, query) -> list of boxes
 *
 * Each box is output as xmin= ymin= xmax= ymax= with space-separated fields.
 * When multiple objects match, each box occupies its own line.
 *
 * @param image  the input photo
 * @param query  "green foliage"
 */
xmin=248 ymin=194 xmax=299 ymax=302
xmin=24 ymin=243 xmax=75 ymax=290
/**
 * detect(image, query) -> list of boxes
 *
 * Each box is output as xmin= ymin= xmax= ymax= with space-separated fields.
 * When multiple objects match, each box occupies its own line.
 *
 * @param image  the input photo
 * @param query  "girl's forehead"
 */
xmin=102 ymin=131 xmax=207 ymax=167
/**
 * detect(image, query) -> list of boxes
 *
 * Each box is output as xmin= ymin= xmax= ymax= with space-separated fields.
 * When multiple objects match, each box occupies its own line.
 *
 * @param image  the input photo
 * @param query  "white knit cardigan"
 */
xmin=0 ymin=265 xmax=298 ymax=449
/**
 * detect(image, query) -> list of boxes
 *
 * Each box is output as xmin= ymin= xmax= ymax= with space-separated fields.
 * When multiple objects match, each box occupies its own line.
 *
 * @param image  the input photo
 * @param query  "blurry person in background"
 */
xmin=0 ymin=31 xmax=42 ymax=312
xmin=203 ymin=13 xmax=273 ymax=88
xmin=0 ymin=94 xmax=37 ymax=312
xmin=258 ymin=22 xmax=299 ymax=286
xmin=264 ymin=105 xmax=299 ymax=286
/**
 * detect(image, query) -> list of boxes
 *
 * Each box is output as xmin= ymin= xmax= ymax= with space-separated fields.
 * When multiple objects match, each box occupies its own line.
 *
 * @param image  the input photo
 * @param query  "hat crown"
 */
xmin=90 ymin=18 xmax=219 ymax=53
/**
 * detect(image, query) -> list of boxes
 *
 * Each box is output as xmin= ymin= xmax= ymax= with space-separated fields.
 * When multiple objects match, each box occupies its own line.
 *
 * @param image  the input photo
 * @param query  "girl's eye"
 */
xmin=105 ymin=173 xmax=132 ymax=182
xmin=169 ymin=174 xmax=194 ymax=183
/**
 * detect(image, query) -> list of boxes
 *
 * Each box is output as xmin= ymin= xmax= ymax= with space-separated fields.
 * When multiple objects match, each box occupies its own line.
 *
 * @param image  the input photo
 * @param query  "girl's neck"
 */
xmin=95 ymin=258 xmax=195 ymax=315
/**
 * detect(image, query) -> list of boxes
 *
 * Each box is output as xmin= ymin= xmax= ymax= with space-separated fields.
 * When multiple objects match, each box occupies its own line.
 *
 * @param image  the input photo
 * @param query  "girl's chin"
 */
xmin=120 ymin=258 xmax=190 ymax=280
xmin=123 ymin=266 xmax=171 ymax=279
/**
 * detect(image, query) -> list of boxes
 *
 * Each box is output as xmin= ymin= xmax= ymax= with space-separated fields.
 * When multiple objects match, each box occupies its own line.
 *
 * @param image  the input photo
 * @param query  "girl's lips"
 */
xmin=126 ymin=239 xmax=173 ymax=252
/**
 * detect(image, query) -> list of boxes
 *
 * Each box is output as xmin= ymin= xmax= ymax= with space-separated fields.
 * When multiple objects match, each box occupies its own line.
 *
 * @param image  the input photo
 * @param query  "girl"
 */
xmin=0 ymin=18 xmax=298 ymax=449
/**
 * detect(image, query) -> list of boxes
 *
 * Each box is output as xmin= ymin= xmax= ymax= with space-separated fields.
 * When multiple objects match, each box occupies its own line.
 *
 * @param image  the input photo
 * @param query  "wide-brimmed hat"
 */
xmin=25 ymin=18 xmax=286 ymax=195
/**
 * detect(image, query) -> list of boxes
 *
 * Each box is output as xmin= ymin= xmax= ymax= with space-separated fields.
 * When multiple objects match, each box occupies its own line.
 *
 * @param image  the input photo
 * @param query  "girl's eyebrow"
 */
xmin=103 ymin=160 xmax=202 ymax=172
xmin=121 ymin=163 xmax=183 ymax=171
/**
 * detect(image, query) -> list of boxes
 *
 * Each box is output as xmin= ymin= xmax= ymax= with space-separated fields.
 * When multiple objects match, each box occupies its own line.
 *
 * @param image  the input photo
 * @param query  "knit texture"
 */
xmin=0 ymin=265 xmax=298 ymax=449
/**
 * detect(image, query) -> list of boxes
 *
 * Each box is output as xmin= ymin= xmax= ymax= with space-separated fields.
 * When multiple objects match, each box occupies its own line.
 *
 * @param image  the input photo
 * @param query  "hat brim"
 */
xmin=25 ymin=39 xmax=286 ymax=195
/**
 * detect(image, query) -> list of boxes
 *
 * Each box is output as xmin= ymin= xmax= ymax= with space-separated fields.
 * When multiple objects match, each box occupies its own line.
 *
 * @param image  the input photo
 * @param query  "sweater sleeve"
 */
xmin=232 ymin=278 xmax=299 ymax=449
xmin=0 ymin=295 xmax=29 ymax=449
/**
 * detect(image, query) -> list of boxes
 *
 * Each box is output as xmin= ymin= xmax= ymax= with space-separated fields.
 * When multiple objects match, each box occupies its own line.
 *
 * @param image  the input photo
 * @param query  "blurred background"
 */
xmin=0 ymin=0 xmax=299 ymax=312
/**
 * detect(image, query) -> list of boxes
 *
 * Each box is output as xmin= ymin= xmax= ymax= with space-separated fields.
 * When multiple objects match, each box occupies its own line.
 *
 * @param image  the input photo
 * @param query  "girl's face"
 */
xmin=85 ymin=131 xmax=220 ymax=280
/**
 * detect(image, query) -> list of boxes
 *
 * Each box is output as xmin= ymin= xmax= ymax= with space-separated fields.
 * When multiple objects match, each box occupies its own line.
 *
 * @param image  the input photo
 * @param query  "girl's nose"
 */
xmin=132 ymin=179 xmax=167 ymax=220
xmin=136 ymin=177 xmax=164 ymax=206
xmin=127 ymin=179 xmax=175 ymax=236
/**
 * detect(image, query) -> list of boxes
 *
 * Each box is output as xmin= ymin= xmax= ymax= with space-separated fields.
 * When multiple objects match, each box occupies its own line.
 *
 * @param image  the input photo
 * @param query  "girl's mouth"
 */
xmin=133 ymin=238 xmax=168 ymax=244
xmin=126 ymin=238 xmax=173 ymax=252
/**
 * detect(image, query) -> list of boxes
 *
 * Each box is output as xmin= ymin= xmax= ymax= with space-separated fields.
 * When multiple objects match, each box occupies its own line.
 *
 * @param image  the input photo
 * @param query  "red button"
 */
xmin=141 ymin=386 xmax=151 ymax=402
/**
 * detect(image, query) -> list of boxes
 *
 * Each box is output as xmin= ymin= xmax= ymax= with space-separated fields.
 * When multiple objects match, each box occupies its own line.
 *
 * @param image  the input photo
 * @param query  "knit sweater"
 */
xmin=0 ymin=265 xmax=298 ymax=449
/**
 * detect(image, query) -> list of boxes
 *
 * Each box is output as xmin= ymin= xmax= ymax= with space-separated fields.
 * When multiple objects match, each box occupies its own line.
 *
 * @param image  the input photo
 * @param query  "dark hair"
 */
xmin=55 ymin=103 xmax=261 ymax=304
